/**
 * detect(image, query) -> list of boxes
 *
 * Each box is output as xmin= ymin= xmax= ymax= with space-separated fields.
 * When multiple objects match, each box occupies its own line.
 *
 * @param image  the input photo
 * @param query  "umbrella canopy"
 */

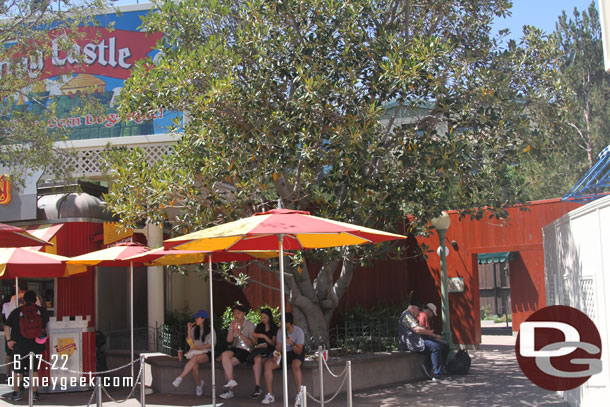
xmin=164 ymin=208 xmax=406 ymax=407
xmin=0 ymin=223 xmax=52 ymax=248
xmin=65 ymin=242 xmax=151 ymax=273
xmin=125 ymin=247 xmax=283 ymax=265
xmin=0 ymin=248 xmax=86 ymax=278
xmin=165 ymin=208 xmax=406 ymax=251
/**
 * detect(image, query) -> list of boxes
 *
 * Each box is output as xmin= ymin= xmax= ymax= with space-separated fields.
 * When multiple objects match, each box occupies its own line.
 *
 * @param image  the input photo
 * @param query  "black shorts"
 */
xmin=4 ymin=338 xmax=13 ymax=357
xmin=12 ymin=352 xmax=40 ymax=374
xmin=227 ymin=347 xmax=250 ymax=363
xmin=287 ymin=350 xmax=304 ymax=365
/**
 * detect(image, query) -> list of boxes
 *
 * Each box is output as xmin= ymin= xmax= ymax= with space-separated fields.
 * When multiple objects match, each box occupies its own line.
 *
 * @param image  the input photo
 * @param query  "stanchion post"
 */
xmin=317 ymin=346 xmax=324 ymax=407
xmin=96 ymin=375 xmax=103 ymax=407
xmin=300 ymin=385 xmax=307 ymax=407
xmin=140 ymin=354 xmax=146 ymax=407
xmin=346 ymin=360 xmax=352 ymax=407
xmin=28 ymin=352 xmax=34 ymax=407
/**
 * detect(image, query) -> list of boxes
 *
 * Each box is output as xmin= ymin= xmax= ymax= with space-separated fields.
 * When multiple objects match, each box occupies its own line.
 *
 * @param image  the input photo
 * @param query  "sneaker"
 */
xmin=420 ymin=363 xmax=433 ymax=380
xmin=33 ymin=391 xmax=40 ymax=401
xmin=250 ymin=385 xmax=262 ymax=399
xmin=261 ymin=393 xmax=275 ymax=404
xmin=295 ymin=392 xmax=303 ymax=407
xmin=172 ymin=376 xmax=182 ymax=388
xmin=219 ymin=390 xmax=234 ymax=399
xmin=432 ymin=374 xmax=449 ymax=381
xmin=196 ymin=380 xmax=204 ymax=396
xmin=224 ymin=379 xmax=238 ymax=389
xmin=7 ymin=391 xmax=22 ymax=401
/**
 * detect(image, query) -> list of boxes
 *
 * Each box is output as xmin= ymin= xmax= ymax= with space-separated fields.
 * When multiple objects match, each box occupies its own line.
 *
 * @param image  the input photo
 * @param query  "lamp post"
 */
xmin=431 ymin=211 xmax=451 ymax=345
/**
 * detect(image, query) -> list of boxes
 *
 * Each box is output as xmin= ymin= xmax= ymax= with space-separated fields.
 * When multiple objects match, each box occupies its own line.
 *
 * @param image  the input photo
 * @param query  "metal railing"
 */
xmin=102 ymin=316 xmax=399 ymax=357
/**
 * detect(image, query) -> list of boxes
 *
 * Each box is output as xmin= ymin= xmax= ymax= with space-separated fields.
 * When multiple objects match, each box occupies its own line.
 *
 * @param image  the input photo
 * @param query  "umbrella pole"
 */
xmin=209 ymin=255 xmax=216 ymax=407
xmin=14 ymin=277 xmax=18 ymax=308
xmin=130 ymin=262 xmax=134 ymax=378
xmin=279 ymin=235 xmax=289 ymax=407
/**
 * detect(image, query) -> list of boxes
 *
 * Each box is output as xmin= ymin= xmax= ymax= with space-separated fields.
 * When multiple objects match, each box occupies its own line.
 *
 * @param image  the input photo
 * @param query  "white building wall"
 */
xmin=543 ymin=195 xmax=610 ymax=407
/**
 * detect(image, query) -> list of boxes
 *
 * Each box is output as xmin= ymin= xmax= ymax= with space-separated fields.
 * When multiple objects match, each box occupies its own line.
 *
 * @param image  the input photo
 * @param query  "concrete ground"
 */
xmin=0 ymin=334 xmax=570 ymax=407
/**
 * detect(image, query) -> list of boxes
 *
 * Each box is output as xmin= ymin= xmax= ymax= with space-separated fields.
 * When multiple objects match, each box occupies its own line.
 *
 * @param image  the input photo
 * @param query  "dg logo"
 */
xmin=516 ymin=305 xmax=602 ymax=391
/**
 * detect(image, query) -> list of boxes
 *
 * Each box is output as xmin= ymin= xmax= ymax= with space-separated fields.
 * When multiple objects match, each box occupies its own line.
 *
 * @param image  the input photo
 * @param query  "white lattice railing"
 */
xmin=52 ymin=134 xmax=180 ymax=179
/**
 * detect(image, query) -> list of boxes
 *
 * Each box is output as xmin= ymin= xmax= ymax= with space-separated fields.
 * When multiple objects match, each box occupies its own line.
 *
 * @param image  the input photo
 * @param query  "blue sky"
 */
xmin=112 ymin=0 xmax=596 ymax=41
xmin=492 ymin=0 xmax=596 ymax=40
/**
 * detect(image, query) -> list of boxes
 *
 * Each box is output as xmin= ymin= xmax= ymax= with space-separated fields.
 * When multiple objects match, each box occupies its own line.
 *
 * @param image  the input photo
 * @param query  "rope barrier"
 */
xmin=39 ymin=356 xmax=140 ymax=376
xmin=322 ymin=357 xmax=348 ymax=379
xmin=85 ymin=385 xmax=97 ymax=407
xmin=306 ymin=372 xmax=349 ymax=404
xmin=305 ymin=350 xmax=351 ymax=405
xmin=101 ymin=359 xmax=144 ymax=403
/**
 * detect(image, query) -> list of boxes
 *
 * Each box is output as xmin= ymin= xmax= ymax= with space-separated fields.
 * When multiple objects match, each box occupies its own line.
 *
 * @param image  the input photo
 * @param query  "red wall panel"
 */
xmin=55 ymin=222 xmax=103 ymax=327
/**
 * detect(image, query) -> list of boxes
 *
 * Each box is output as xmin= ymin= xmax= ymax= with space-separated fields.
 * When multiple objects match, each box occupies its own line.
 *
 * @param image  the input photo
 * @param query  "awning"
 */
xmin=478 ymin=252 xmax=513 ymax=264
xmin=25 ymin=224 xmax=64 ymax=253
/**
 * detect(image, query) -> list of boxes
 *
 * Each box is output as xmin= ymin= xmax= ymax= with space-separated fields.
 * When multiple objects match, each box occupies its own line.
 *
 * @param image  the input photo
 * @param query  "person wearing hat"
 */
xmin=219 ymin=302 xmax=255 ymax=399
xmin=397 ymin=301 xmax=447 ymax=381
xmin=248 ymin=308 xmax=278 ymax=399
xmin=172 ymin=309 xmax=216 ymax=396
xmin=417 ymin=303 xmax=438 ymax=329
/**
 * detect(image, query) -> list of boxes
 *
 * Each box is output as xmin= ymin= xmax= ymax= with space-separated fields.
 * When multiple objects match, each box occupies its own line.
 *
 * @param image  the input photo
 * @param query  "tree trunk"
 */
xmin=282 ymin=248 xmax=357 ymax=348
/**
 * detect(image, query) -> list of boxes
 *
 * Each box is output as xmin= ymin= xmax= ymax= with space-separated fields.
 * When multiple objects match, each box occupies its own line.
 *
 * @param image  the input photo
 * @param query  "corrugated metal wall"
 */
xmin=56 ymin=222 xmax=103 ymax=327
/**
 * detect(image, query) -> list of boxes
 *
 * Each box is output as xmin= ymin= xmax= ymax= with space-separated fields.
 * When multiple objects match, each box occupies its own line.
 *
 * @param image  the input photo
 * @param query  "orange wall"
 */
xmin=415 ymin=199 xmax=581 ymax=345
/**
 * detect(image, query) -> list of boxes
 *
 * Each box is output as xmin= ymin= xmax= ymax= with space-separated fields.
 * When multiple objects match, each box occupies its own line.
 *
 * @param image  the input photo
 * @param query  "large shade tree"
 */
xmin=515 ymin=2 xmax=610 ymax=200
xmin=107 ymin=0 xmax=544 ymax=340
xmin=0 ymin=0 xmax=110 ymax=187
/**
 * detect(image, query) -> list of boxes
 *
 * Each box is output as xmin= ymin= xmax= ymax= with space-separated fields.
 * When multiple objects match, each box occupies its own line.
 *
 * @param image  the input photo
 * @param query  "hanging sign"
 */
xmin=0 ymin=174 xmax=11 ymax=205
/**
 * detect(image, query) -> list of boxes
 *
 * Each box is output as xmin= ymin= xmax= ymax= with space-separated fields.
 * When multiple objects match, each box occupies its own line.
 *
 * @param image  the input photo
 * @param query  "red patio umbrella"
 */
xmin=165 ymin=208 xmax=407 ymax=407
xmin=0 ymin=247 xmax=86 ymax=312
xmin=66 ymin=242 xmax=151 ymax=375
xmin=0 ymin=223 xmax=52 ymax=248
xmin=125 ymin=247 xmax=282 ymax=405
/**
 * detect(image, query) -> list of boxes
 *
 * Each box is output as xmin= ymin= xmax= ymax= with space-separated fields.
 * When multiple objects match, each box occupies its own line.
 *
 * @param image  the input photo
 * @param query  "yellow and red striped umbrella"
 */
xmin=0 ymin=248 xmax=85 ymax=278
xmin=0 ymin=223 xmax=52 ymax=248
xmin=165 ymin=208 xmax=406 ymax=251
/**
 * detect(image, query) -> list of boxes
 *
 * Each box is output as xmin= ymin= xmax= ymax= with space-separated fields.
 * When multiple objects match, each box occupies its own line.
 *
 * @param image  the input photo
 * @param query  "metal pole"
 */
xmin=301 ymin=385 xmax=307 ymax=407
xmin=438 ymin=228 xmax=451 ymax=345
xmin=96 ymin=375 xmax=102 ymax=407
xmin=140 ymin=354 xmax=146 ymax=407
xmin=318 ymin=346 xmax=324 ymax=407
xmin=209 ymin=255 xmax=216 ymax=407
xmin=279 ymin=235 xmax=289 ymax=407
xmin=28 ymin=352 xmax=33 ymax=407
xmin=130 ymin=262 xmax=134 ymax=378
xmin=14 ymin=277 xmax=18 ymax=308
xmin=347 ymin=361 xmax=352 ymax=407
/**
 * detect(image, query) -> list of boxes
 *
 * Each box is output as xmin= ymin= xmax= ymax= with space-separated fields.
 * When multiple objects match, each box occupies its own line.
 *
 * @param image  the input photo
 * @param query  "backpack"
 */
xmin=447 ymin=349 xmax=471 ymax=375
xmin=19 ymin=304 xmax=43 ymax=339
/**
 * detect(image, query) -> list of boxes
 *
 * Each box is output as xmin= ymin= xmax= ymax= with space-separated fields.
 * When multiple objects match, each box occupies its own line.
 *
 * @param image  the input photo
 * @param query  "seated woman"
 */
xmin=172 ymin=309 xmax=216 ymax=396
xmin=249 ymin=308 xmax=278 ymax=399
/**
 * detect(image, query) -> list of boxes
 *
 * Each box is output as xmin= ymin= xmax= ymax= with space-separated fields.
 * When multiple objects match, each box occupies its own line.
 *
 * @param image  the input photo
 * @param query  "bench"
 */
xmin=144 ymin=350 xmax=427 ymax=398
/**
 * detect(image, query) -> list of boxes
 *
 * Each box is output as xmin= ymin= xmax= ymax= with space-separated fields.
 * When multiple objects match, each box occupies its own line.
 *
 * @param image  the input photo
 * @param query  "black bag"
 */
xmin=447 ymin=349 xmax=471 ymax=375
xmin=247 ymin=346 xmax=272 ymax=363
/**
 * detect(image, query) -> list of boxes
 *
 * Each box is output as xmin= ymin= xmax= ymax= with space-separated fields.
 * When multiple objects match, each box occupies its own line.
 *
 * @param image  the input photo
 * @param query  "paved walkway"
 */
xmin=0 ymin=334 xmax=570 ymax=407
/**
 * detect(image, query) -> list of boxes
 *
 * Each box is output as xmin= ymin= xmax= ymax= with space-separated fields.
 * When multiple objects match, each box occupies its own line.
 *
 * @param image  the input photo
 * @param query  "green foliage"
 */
xmin=106 ymin=0 xmax=560 ymax=337
xmin=480 ymin=306 xmax=493 ymax=320
xmin=515 ymin=1 xmax=610 ymax=200
xmin=494 ymin=314 xmax=512 ymax=323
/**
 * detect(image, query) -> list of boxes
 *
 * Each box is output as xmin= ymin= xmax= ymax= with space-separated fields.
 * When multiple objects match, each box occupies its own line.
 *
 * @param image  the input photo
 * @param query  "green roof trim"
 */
xmin=477 ymin=252 xmax=513 ymax=264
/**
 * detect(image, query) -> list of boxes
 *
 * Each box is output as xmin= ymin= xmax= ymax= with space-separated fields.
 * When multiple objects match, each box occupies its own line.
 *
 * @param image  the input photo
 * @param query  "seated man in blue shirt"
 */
xmin=261 ymin=312 xmax=305 ymax=406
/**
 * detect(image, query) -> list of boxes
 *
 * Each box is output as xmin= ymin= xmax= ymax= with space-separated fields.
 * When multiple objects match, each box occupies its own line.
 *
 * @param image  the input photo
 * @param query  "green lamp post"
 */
xmin=431 ymin=211 xmax=451 ymax=345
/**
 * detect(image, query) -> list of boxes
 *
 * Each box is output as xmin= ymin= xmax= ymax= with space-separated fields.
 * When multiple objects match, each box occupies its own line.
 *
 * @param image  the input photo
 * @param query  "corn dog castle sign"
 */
xmin=4 ymin=5 xmax=173 ymax=140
